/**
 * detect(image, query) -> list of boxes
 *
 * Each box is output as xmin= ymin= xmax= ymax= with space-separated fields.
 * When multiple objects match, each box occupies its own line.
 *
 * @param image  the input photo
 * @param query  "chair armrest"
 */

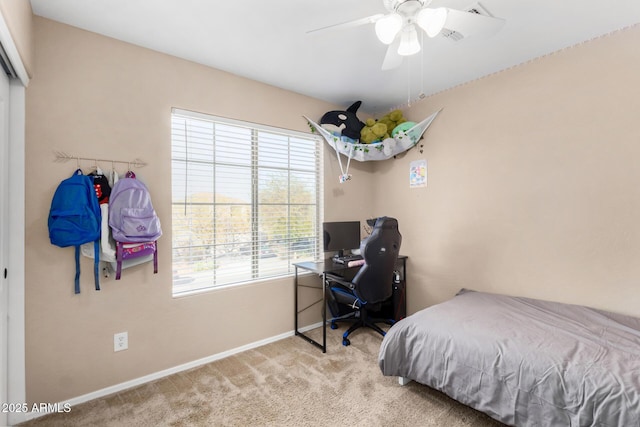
xmin=324 ymin=273 xmax=355 ymax=290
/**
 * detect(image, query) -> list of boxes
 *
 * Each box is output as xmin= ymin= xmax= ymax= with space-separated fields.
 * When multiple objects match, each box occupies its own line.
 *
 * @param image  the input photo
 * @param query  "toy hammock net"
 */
xmin=305 ymin=109 xmax=440 ymax=182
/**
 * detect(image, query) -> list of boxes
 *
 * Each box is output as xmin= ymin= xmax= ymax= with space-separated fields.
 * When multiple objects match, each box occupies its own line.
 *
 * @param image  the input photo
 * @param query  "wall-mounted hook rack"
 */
xmin=53 ymin=151 xmax=147 ymax=168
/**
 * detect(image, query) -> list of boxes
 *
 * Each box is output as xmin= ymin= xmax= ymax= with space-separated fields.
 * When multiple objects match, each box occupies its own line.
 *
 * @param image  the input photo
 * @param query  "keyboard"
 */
xmin=333 ymin=254 xmax=363 ymax=264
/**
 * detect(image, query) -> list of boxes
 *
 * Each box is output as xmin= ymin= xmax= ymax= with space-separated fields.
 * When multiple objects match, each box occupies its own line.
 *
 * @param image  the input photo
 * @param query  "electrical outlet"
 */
xmin=114 ymin=332 xmax=128 ymax=352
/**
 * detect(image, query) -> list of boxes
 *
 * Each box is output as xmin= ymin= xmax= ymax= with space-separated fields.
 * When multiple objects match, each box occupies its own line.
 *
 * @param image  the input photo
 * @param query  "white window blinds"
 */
xmin=171 ymin=108 xmax=322 ymax=295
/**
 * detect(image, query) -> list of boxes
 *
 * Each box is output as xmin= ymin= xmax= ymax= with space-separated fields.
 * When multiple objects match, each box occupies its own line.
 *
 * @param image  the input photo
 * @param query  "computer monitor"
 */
xmin=323 ymin=221 xmax=361 ymax=258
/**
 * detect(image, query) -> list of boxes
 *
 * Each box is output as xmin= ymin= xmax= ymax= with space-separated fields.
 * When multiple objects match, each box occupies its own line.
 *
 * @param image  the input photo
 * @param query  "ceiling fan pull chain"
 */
xmin=407 ymin=59 xmax=411 ymax=107
xmin=420 ymin=31 xmax=425 ymax=97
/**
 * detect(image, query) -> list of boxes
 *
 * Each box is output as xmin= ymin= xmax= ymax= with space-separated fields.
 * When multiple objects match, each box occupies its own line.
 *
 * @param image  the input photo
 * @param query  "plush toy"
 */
xmin=378 ymin=109 xmax=407 ymax=134
xmin=391 ymin=121 xmax=417 ymax=137
xmin=359 ymin=109 xmax=409 ymax=144
xmin=319 ymin=101 xmax=365 ymax=141
xmin=360 ymin=118 xmax=389 ymax=144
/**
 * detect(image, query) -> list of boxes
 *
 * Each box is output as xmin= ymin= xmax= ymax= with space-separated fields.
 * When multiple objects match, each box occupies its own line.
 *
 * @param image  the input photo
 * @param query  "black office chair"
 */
xmin=326 ymin=217 xmax=402 ymax=346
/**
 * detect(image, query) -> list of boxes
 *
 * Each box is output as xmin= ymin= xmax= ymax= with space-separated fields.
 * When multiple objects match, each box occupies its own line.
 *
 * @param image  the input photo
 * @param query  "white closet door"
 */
xmin=0 ymin=67 xmax=10 ymax=427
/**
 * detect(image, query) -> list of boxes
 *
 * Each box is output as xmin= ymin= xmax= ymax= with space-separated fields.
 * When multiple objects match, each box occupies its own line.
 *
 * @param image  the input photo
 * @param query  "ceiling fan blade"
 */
xmin=381 ymin=38 xmax=403 ymax=71
xmin=442 ymin=8 xmax=505 ymax=38
xmin=307 ymin=13 xmax=384 ymax=34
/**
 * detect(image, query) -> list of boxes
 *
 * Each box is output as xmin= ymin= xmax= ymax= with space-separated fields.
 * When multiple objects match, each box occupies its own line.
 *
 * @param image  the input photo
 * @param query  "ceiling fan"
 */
xmin=308 ymin=0 xmax=505 ymax=70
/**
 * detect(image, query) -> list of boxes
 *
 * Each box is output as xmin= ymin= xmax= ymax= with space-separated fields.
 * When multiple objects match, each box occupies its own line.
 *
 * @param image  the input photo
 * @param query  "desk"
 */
xmin=293 ymin=256 xmax=407 ymax=353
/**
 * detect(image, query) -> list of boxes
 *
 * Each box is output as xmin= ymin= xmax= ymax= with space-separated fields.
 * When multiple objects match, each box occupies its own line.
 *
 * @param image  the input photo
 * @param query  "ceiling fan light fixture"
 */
xmin=416 ymin=7 xmax=448 ymax=38
xmin=398 ymin=24 xmax=421 ymax=56
xmin=375 ymin=13 xmax=403 ymax=44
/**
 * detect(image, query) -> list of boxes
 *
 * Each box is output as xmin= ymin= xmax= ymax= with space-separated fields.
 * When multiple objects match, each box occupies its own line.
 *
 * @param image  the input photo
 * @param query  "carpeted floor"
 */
xmin=19 ymin=326 xmax=505 ymax=426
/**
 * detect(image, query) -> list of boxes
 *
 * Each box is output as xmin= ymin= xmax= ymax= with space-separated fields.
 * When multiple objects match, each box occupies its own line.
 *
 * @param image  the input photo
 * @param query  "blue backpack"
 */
xmin=48 ymin=169 xmax=101 ymax=293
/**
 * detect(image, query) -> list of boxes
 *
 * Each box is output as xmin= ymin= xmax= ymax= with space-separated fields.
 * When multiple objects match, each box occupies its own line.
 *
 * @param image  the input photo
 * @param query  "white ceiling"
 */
xmin=30 ymin=0 xmax=640 ymax=114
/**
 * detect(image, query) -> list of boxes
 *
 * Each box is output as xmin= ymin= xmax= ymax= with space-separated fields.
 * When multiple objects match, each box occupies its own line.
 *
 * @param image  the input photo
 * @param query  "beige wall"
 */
xmin=377 ymin=25 xmax=640 ymax=317
xmin=0 ymin=0 xmax=34 ymax=77
xmin=25 ymin=17 xmax=373 ymax=404
xmin=26 ymin=14 xmax=640 ymax=405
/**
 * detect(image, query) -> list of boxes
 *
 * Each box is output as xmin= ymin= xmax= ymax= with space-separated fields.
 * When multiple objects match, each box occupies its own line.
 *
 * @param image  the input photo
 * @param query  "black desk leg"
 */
xmin=294 ymin=265 xmax=299 ymax=333
xmin=294 ymin=266 xmax=326 ymax=353
xmin=322 ymin=272 xmax=326 ymax=353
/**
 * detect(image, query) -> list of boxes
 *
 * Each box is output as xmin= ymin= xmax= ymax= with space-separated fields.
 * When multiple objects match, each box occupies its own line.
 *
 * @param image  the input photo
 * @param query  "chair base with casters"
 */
xmin=328 ymin=284 xmax=395 ymax=346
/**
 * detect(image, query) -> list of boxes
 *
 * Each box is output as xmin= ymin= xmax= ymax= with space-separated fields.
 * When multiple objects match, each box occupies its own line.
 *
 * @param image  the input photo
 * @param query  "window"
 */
xmin=171 ymin=108 xmax=322 ymax=295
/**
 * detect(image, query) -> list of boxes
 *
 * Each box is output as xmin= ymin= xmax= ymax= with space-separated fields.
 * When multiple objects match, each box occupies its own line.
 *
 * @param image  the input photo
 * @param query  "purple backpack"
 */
xmin=108 ymin=173 xmax=162 ymax=279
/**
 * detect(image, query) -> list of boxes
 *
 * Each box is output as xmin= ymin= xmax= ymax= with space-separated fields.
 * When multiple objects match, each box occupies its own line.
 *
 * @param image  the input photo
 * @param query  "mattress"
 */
xmin=378 ymin=289 xmax=640 ymax=426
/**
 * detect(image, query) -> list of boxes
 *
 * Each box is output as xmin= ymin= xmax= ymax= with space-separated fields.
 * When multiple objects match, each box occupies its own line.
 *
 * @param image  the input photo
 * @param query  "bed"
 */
xmin=378 ymin=289 xmax=640 ymax=426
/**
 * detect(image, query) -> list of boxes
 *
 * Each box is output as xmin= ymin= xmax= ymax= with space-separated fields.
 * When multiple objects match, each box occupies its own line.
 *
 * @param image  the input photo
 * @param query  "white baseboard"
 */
xmin=14 ymin=322 xmax=323 ymax=425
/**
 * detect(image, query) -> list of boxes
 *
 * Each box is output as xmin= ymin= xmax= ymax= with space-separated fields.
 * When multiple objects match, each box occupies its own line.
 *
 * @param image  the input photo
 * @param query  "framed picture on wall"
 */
xmin=410 ymin=159 xmax=427 ymax=188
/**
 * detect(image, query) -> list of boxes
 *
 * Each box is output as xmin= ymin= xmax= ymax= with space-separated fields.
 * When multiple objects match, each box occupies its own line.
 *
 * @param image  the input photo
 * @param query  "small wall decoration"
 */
xmin=410 ymin=159 xmax=427 ymax=188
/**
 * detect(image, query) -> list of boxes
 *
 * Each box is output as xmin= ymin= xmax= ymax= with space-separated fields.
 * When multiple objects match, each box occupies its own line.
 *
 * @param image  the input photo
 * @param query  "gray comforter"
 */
xmin=378 ymin=289 xmax=640 ymax=426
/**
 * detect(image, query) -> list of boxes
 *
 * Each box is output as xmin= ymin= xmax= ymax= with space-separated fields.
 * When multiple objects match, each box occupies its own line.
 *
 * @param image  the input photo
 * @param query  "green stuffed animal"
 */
xmin=360 ymin=118 xmax=389 ymax=144
xmin=377 ymin=110 xmax=407 ymax=135
xmin=359 ymin=110 xmax=408 ymax=144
